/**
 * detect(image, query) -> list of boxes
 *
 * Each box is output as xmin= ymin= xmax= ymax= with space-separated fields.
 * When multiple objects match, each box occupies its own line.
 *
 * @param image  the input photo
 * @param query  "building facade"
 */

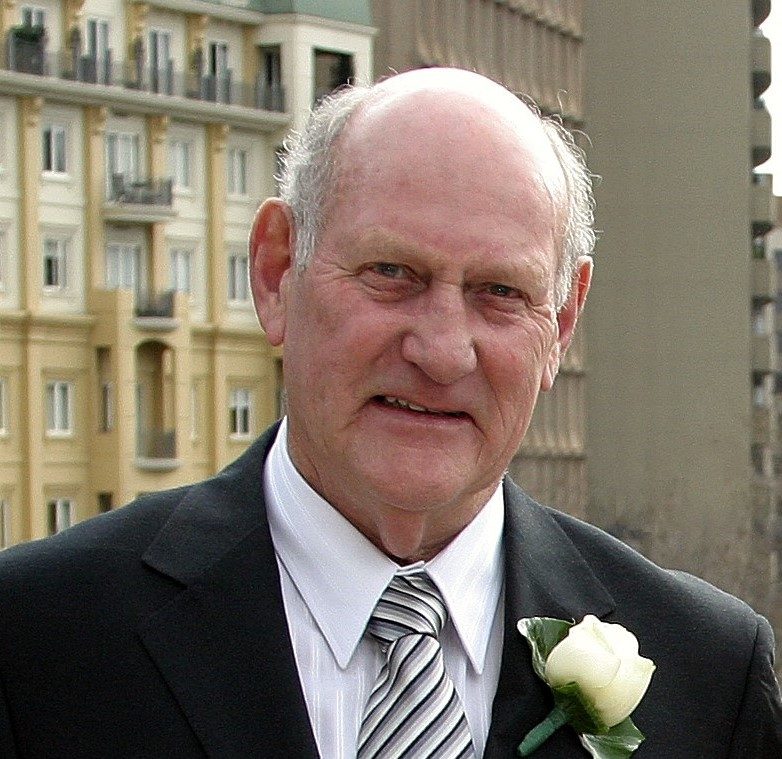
xmin=372 ymin=0 xmax=590 ymax=517
xmin=0 ymin=0 xmax=374 ymax=546
xmin=583 ymin=0 xmax=779 ymax=629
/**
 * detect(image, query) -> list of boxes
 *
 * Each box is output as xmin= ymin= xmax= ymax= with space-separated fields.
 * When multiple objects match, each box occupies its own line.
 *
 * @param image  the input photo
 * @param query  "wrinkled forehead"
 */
xmin=332 ymin=71 xmax=567 ymax=227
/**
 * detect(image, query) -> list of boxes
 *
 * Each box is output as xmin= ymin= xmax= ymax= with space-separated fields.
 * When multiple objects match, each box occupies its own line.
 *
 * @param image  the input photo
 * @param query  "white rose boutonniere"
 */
xmin=516 ymin=615 xmax=656 ymax=758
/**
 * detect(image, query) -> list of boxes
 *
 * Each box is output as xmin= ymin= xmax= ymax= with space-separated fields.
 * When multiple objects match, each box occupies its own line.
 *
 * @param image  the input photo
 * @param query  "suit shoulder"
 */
xmin=545 ymin=505 xmax=763 ymax=639
xmin=0 ymin=485 xmax=190 ymax=585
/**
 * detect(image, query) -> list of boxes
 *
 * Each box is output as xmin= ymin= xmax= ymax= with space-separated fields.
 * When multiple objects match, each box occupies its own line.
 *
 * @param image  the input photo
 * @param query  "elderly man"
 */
xmin=0 ymin=68 xmax=780 ymax=758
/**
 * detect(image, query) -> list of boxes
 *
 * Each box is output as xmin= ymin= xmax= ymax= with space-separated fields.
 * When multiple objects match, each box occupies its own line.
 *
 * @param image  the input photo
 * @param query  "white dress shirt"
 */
xmin=264 ymin=419 xmax=505 ymax=759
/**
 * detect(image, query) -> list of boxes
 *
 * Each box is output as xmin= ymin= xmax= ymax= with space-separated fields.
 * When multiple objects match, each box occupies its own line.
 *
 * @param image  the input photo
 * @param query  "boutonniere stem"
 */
xmin=516 ymin=615 xmax=655 ymax=759
xmin=518 ymin=706 xmax=569 ymax=754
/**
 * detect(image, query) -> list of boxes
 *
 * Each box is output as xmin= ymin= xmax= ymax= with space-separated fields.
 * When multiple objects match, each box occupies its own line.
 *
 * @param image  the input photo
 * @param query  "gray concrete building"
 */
xmin=583 ymin=0 xmax=778 ymax=631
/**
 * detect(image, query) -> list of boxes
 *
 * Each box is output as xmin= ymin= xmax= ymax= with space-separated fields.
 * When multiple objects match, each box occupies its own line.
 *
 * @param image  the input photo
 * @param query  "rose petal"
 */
xmin=545 ymin=620 xmax=621 ymax=690
xmin=593 ymin=655 xmax=656 ymax=727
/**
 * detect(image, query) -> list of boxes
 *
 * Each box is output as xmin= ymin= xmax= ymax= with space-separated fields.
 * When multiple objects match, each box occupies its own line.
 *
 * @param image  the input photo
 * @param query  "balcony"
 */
xmin=0 ymin=38 xmax=290 ymax=120
xmin=751 ymin=175 xmax=775 ymax=237
xmin=753 ymin=257 xmax=777 ymax=302
xmin=6 ymin=24 xmax=47 ymax=75
xmin=752 ymin=334 xmax=775 ymax=373
xmin=752 ymin=32 xmax=771 ymax=99
xmin=753 ymin=405 xmax=776 ymax=441
xmin=136 ymin=428 xmax=179 ymax=470
xmin=134 ymin=290 xmax=179 ymax=331
xmin=754 ymin=0 xmax=771 ymax=27
xmin=104 ymin=174 xmax=176 ymax=224
xmin=195 ymin=71 xmax=233 ymax=105
xmin=254 ymin=77 xmax=285 ymax=112
xmin=752 ymin=103 xmax=772 ymax=167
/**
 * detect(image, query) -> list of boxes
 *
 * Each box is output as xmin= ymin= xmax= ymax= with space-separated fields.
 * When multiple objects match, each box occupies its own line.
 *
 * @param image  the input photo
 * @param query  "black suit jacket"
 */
xmin=1 ymin=425 xmax=780 ymax=757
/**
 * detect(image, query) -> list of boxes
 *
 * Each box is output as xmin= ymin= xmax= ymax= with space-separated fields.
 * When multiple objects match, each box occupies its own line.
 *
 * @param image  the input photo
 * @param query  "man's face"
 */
xmin=252 ymin=79 xmax=588 ymax=559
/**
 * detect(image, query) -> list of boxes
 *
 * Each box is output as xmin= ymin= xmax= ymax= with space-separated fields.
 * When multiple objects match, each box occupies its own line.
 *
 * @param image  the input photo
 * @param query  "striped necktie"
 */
xmin=357 ymin=573 xmax=475 ymax=759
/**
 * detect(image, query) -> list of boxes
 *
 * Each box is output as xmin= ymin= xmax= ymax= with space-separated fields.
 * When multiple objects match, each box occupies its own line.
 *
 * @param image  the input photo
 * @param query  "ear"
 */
xmin=249 ymin=198 xmax=296 ymax=346
xmin=540 ymin=256 xmax=593 ymax=391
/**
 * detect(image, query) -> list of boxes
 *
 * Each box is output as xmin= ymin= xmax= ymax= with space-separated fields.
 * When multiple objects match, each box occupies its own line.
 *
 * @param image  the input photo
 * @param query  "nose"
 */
xmin=400 ymin=283 xmax=478 ymax=385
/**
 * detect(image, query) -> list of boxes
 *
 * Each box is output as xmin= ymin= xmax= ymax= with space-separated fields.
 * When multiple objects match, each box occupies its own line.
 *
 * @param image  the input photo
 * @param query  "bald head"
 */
xmin=277 ymin=68 xmax=594 ymax=307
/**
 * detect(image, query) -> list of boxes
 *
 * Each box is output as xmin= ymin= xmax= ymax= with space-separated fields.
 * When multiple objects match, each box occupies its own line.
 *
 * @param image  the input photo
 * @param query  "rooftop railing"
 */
xmin=4 ymin=29 xmax=286 ymax=112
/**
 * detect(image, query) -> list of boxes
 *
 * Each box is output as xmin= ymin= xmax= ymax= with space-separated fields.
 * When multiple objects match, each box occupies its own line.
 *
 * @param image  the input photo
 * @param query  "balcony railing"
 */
xmin=7 ymin=25 xmax=47 ymax=75
xmin=255 ymin=78 xmax=285 ymax=111
xmin=198 ymin=71 xmax=232 ymax=104
xmin=136 ymin=428 xmax=176 ymax=460
xmin=135 ymin=289 xmax=175 ymax=319
xmin=109 ymin=174 xmax=173 ymax=207
xmin=2 ymin=33 xmax=288 ymax=113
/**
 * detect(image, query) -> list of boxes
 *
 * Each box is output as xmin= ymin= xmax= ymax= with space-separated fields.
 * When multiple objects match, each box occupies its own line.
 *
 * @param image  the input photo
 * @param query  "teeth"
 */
xmin=383 ymin=396 xmax=442 ymax=414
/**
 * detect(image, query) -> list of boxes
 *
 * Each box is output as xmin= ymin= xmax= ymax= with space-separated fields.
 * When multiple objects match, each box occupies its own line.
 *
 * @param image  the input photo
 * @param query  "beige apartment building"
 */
xmin=583 ymin=0 xmax=779 ymax=628
xmin=372 ymin=0 xmax=590 ymax=518
xmin=0 ymin=0 xmax=374 ymax=546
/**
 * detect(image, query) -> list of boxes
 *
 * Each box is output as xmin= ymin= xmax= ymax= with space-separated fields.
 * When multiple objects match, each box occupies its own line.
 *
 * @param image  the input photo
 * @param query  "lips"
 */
xmin=377 ymin=395 xmax=466 ymax=418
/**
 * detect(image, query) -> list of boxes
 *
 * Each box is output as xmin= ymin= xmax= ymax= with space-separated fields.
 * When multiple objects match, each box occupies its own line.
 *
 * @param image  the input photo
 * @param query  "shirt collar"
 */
xmin=264 ymin=418 xmax=505 ymax=674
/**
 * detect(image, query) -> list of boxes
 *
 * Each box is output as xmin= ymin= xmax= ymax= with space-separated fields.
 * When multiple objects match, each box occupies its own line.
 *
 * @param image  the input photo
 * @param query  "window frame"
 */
xmin=105 ymin=131 xmax=140 ymax=196
xmin=86 ymin=17 xmax=111 ymax=83
xmin=21 ymin=5 xmax=45 ymax=27
xmin=228 ymin=387 xmax=252 ymax=438
xmin=0 ymin=498 xmax=8 ymax=548
xmin=0 ymin=377 xmax=7 ymax=435
xmin=47 ymin=498 xmax=73 ymax=534
xmin=169 ymin=246 xmax=193 ymax=294
xmin=0 ymin=227 xmax=7 ymax=292
xmin=42 ymin=236 xmax=69 ymax=291
xmin=45 ymin=379 xmax=73 ymax=436
xmin=42 ymin=123 xmax=68 ymax=175
xmin=227 ymin=250 xmax=249 ymax=302
xmin=226 ymin=147 xmax=247 ymax=196
xmin=169 ymin=139 xmax=192 ymax=190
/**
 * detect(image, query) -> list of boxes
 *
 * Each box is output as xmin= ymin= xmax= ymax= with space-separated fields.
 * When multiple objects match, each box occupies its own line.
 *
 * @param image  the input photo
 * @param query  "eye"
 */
xmin=371 ymin=262 xmax=407 ymax=279
xmin=485 ymin=283 xmax=521 ymax=299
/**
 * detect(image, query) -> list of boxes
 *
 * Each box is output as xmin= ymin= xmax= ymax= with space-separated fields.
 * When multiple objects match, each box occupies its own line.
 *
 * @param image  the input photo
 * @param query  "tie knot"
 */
xmin=367 ymin=573 xmax=448 ymax=648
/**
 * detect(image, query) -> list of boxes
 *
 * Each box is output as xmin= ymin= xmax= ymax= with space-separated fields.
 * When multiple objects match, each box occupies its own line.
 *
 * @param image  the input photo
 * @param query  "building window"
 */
xmin=0 ymin=378 xmax=6 ymax=433
xmin=170 ymin=139 xmax=191 ymax=189
xmin=97 ymin=492 xmax=112 ymax=513
xmin=96 ymin=347 xmax=112 ymax=432
xmin=45 ymin=380 xmax=73 ymax=434
xmin=106 ymin=132 xmax=139 ymax=196
xmin=149 ymin=29 xmax=172 ymax=94
xmin=100 ymin=381 xmax=113 ymax=432
xmin=226 ymin=148 xmax=247 ymax=195
xmin=47 ymin=498 xmax=72 ymax=534
xmin=21 ymin=5 xmax=45 ymax=27
xmin=258 ymin=45 xmax=284 ymax=111
xmin=207 ymin=41 xmax=230 ymax=102
xmin=229 ymin=388 xmax=251 ymax=437
xmin=86 ymin=18 xmax=111 ymax=84
xmin=43 ymin=237 xmax=68 ymax=290
xmin=169 ymin=247 xmax=192 ymax=293
xmin=0 ymin=499 xmax=8 ymax=547
xmin=190 ymin=382 xmax=199 ymax=440
xmin=105 ymin=243 xmax=141 ymax=293
xmin=0 ymin=229 xmax=5 ymax=291
xmin=313 ymin=49 xmax=354 ymax=103
xmin=42 ymin=124 xmax=67 ymax=174
xmin=227 ymin=251 xmax=249 ymax=302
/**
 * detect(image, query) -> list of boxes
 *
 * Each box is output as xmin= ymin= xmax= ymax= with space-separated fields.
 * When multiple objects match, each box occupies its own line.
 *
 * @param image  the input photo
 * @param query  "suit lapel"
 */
xmin=137 ymin=425 xmax=319 ymax=758
xmin=484 ymin=480 xmax=616 ymax=758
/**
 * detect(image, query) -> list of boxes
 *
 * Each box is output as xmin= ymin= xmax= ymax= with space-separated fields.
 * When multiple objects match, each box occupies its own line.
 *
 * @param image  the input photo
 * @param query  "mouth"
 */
xmin=374 ymin=395 xmax=468 ymax=419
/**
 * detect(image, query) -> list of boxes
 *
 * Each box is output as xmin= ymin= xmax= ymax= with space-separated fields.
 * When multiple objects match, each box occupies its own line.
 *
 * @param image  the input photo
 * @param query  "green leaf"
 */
xmin=551 ymin=681 xmax=609 ymax=735
xmin=517 ymin=617 xmax=573 ymax=681
xmin=579 ymin=718 xmax=646 ymax=759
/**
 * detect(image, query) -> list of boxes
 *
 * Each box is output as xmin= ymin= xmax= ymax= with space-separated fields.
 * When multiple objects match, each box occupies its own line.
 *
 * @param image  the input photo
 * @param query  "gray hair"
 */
xmin=276 ymin=82 xmax=595 ymax=309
